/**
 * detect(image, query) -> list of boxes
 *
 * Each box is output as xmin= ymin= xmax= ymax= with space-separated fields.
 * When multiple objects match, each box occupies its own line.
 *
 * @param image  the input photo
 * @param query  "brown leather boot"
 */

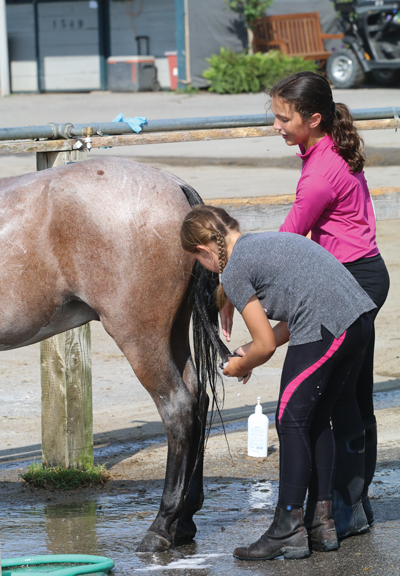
xmin=304 ymin=500 xmax=339 ymax=552
xmin=233 ymin=506 xmax=310 ymax=561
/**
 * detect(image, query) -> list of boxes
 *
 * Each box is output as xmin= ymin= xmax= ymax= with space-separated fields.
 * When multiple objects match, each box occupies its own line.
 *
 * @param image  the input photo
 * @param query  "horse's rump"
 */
xmin=0 ymin=158 xmax=194 ymax=349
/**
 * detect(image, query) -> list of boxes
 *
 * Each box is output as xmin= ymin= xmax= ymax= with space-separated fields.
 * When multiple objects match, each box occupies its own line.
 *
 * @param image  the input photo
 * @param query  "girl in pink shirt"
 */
xmin=269 ymin=71 xmax=390 ymax=542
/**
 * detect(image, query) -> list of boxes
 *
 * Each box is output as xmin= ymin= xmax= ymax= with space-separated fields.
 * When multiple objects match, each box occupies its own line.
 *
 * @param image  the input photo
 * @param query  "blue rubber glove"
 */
xmin=112 ymin=113 xmax=147 ymax=133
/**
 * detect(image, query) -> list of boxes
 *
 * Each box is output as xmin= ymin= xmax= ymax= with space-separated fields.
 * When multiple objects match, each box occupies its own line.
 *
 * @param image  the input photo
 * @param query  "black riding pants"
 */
xmin=276 ymin=314 xmax=373 ymax=510
xmin=341 ymin=253 xmax=390 ymax=425
xmin=333 ymin=253 xmax=390 ymax=501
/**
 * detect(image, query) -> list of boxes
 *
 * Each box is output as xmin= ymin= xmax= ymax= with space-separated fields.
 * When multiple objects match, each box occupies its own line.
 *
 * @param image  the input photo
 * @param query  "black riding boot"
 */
xmin=361 ymin=421 xmax=378 ymax=525
xmin=304 ymin=500 xmax=338 ymax=551
xmin=333 ymin=431 xmax=368 ymax=539
xmin=233 ymin=506 xmax=310 ymax=561
xmin=332 ymin=491 xmax=369 ymax=539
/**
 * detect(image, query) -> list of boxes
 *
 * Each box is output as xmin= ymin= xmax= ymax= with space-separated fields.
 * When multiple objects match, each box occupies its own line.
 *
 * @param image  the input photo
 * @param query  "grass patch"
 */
xmin=20 ymin=462 xmax=111 ymax=490
xmin=174 ymin=84 xmax=200 ymax=95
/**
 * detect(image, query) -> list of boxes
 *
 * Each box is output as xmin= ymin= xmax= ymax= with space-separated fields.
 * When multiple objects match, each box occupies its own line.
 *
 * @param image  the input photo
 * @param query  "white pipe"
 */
xmin=0 ymin=0 xmax=10 ymax=97
xmin=184 ymin=0 xmax=191 ymax=84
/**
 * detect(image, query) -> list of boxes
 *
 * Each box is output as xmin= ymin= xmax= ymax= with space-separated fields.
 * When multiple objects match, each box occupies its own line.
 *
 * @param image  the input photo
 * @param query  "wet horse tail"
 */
xmin=179 ymin=183 xmax=231 ymax=437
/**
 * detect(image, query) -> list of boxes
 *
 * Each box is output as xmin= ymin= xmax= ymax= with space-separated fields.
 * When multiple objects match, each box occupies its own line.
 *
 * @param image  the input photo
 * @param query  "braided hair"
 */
xmin=180 ymin=205 xmax=240 ymax=309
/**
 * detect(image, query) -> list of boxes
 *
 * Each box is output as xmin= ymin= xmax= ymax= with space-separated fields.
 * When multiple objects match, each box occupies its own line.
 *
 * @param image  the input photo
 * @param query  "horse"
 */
xmin=0 ymin=156 xmax=225 ymax=552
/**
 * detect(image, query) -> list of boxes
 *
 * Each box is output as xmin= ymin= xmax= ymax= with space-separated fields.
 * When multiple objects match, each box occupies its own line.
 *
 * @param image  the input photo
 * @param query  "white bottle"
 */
xmin=248 ymin=397 xmax=269 ymax=457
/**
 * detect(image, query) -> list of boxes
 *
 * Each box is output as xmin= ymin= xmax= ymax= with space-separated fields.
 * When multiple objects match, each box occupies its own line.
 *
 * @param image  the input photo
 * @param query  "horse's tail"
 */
xmin=179 ymin=183 xmax=231 ymax=435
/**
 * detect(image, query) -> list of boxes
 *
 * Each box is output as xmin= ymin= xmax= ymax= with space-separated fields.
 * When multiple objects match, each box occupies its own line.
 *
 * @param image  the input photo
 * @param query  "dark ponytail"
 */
xmin=330 ymin=102 xmax=365 ymax=173
xmin=269 ymin=72 xmax=365 ymax=173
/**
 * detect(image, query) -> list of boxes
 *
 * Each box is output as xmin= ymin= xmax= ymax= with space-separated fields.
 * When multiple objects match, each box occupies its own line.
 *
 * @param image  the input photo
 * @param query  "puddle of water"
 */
xmin=1 ymin=472 xmax=400 ymax=575
xmin=133 ymin=553 xmax=229 ymax=572
xmin=4 ymin=393 xmax=399 ymax=574
xmin=373 ymin=388 xmax=400 ymax=410
xmin=0 ymin=479 xmax=278 ymax=575
xmin=370 ymin=467 xmax=400 ymax=500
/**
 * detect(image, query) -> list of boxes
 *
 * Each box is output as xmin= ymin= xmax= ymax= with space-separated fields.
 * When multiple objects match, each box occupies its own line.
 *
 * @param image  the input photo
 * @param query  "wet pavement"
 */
xmin=1 ymin=394 xmax=400 ymax=576
xmin=1 ymin=370 xmax=400 ymax=575
xmin=1 ymin=460 xmax=400 ymax=576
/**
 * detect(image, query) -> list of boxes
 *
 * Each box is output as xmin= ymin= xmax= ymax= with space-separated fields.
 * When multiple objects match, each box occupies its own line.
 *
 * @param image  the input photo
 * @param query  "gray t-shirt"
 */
xmin=221 ymin=232 xmax=376 ymax=346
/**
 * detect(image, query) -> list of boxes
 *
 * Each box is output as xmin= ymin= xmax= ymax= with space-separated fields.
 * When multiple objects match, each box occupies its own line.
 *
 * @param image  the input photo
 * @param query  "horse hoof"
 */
xmin=171 ymin=518 xmax=197 ymax=544
xmin=136 ymin=531 xmax=172 ymax=552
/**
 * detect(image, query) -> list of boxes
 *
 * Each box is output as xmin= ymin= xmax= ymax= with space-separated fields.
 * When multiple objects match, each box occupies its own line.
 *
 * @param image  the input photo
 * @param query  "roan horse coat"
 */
xmin=0 ymin=157 xmax=222 ymax=552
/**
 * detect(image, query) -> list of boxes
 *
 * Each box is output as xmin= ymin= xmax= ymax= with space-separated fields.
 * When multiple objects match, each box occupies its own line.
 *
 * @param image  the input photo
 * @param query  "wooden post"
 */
xmin=36 ymin=150 xmax=86 ymax=171
xmin=37 ymin=149 xmax=94 ymax=469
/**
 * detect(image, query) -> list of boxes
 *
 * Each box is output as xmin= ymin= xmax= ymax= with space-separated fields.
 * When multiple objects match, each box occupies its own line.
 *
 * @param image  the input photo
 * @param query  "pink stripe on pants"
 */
xmin=278 ymin=331 xmax=347 ymax=424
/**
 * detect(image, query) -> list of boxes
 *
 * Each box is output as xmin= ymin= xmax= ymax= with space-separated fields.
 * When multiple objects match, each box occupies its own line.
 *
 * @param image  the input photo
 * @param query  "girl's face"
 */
xmin=194 ymin=243 xmax=220 ymax=273
xmin=271 ymin=97 xmax=322 ymax=149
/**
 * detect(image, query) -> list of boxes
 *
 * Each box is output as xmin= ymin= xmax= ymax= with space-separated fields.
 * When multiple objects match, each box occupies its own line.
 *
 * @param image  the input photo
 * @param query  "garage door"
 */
xmin=38 ymin=1 xmax=101 ymax=91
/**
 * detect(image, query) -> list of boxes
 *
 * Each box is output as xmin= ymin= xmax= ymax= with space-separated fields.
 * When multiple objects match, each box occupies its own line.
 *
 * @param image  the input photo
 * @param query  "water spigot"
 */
xmin=82 ymin=127 xmax=94 ymax=151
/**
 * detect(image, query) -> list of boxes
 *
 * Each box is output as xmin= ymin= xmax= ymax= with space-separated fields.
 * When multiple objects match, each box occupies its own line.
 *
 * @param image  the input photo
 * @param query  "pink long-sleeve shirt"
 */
xmin=279 ymin=134 xmax=379 ymax=263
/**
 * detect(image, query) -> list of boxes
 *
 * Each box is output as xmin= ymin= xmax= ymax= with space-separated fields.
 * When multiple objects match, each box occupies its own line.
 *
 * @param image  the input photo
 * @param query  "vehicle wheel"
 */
xmin=326 ymin=48 xmax=366 ymax=89
xmin=372 ymin=69 xmax=399 ymax=86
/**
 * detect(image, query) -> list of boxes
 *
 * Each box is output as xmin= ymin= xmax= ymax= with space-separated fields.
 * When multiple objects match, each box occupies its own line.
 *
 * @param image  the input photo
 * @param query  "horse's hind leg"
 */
xmin=139 ymin=353 xmax=203 ymax=552
xmin=168 ymin=309 xmax=209 ymax=544
xmin=106 ymin=322 xmax=203 ymax=552
xmin=170 ymin=360 xmax=208 ymax=545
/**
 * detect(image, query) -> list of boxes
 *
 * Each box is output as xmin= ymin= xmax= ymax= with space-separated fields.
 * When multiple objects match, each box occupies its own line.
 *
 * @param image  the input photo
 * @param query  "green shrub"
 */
xmin=203 ymin=47 xmax=319 ymax=94
xmin=225 ymin=0 xmax=274 ymax=26
xmin=20 ymin=462 xmax=111 ymax=490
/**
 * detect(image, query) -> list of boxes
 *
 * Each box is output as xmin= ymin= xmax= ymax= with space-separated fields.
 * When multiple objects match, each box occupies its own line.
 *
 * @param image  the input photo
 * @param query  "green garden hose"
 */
xmin=1 ymin=554 xmax=114 ymax=576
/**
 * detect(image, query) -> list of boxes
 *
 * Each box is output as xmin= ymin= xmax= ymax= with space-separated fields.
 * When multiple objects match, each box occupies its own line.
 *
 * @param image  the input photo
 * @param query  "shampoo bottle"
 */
xmin=248 ymin=397 xmax=269 ymax=457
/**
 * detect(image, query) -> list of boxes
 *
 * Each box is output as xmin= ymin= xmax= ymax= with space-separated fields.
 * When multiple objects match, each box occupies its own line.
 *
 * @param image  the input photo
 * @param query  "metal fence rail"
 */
xmin=0 ymin=107 xmax=399 ymax=141
xmin=0 ymin=108 xmax=398 ymax=157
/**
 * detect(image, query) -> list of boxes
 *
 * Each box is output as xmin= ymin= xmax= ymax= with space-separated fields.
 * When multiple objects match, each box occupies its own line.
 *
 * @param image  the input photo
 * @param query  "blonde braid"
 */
xmin=215 ymin=229 xmax=227 ymax=274
xmin=180 ymin=204 xmax=241 ymax=310
xmin=214 ymin=229 xmax=228 ymax=309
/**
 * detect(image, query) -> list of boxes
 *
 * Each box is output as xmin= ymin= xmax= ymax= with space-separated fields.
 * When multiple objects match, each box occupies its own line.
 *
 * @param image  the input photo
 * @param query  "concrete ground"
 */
xmin=0 ymin=88 xmax=399 ymax=574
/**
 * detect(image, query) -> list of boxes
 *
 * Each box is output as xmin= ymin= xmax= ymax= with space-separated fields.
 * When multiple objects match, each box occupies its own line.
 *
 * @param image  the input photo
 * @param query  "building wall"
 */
xmin=7 ymin=1 xmax=101 ymax=92
xmin=7 ymin=4 xmax=37 ymax=91
xmin=5 ymin=0 xmax=343 ymax=93
xmin=188 ymin=0 xmax=247 ymax=88
xmin=38 ymin=1 xmax=101 ymax=90
xmin=6 ymin=0 xmax=176 ymax=92
xmin=109 ymin=0 xmax=175 ymax=57
xmin=109 ymin=0 xmax=175 ymax=89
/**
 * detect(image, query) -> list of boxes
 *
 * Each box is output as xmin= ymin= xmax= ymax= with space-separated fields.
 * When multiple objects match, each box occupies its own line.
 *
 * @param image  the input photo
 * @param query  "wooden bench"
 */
xmin=253 ymin=12 xmax=344 ymax=62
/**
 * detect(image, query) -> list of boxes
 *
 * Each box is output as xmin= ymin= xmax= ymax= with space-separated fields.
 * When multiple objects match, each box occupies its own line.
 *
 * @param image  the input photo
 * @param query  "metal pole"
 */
xmin=33 ymin=0 xmax=41 ymax=93
xmin=0 ymin=0 xmax=10 ymax=96
xmin=0 ymin=107 xmax=399 ymax=141
xmin=184 ymin=0 xmax=191 ymax=84
xmin=98 ymin=0 xmax=110 ymax=91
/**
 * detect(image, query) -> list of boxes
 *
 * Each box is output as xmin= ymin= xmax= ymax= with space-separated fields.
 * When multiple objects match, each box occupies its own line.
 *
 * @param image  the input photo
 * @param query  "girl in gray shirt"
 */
xmin=181 ymin=204 xmax=375 ymax=562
